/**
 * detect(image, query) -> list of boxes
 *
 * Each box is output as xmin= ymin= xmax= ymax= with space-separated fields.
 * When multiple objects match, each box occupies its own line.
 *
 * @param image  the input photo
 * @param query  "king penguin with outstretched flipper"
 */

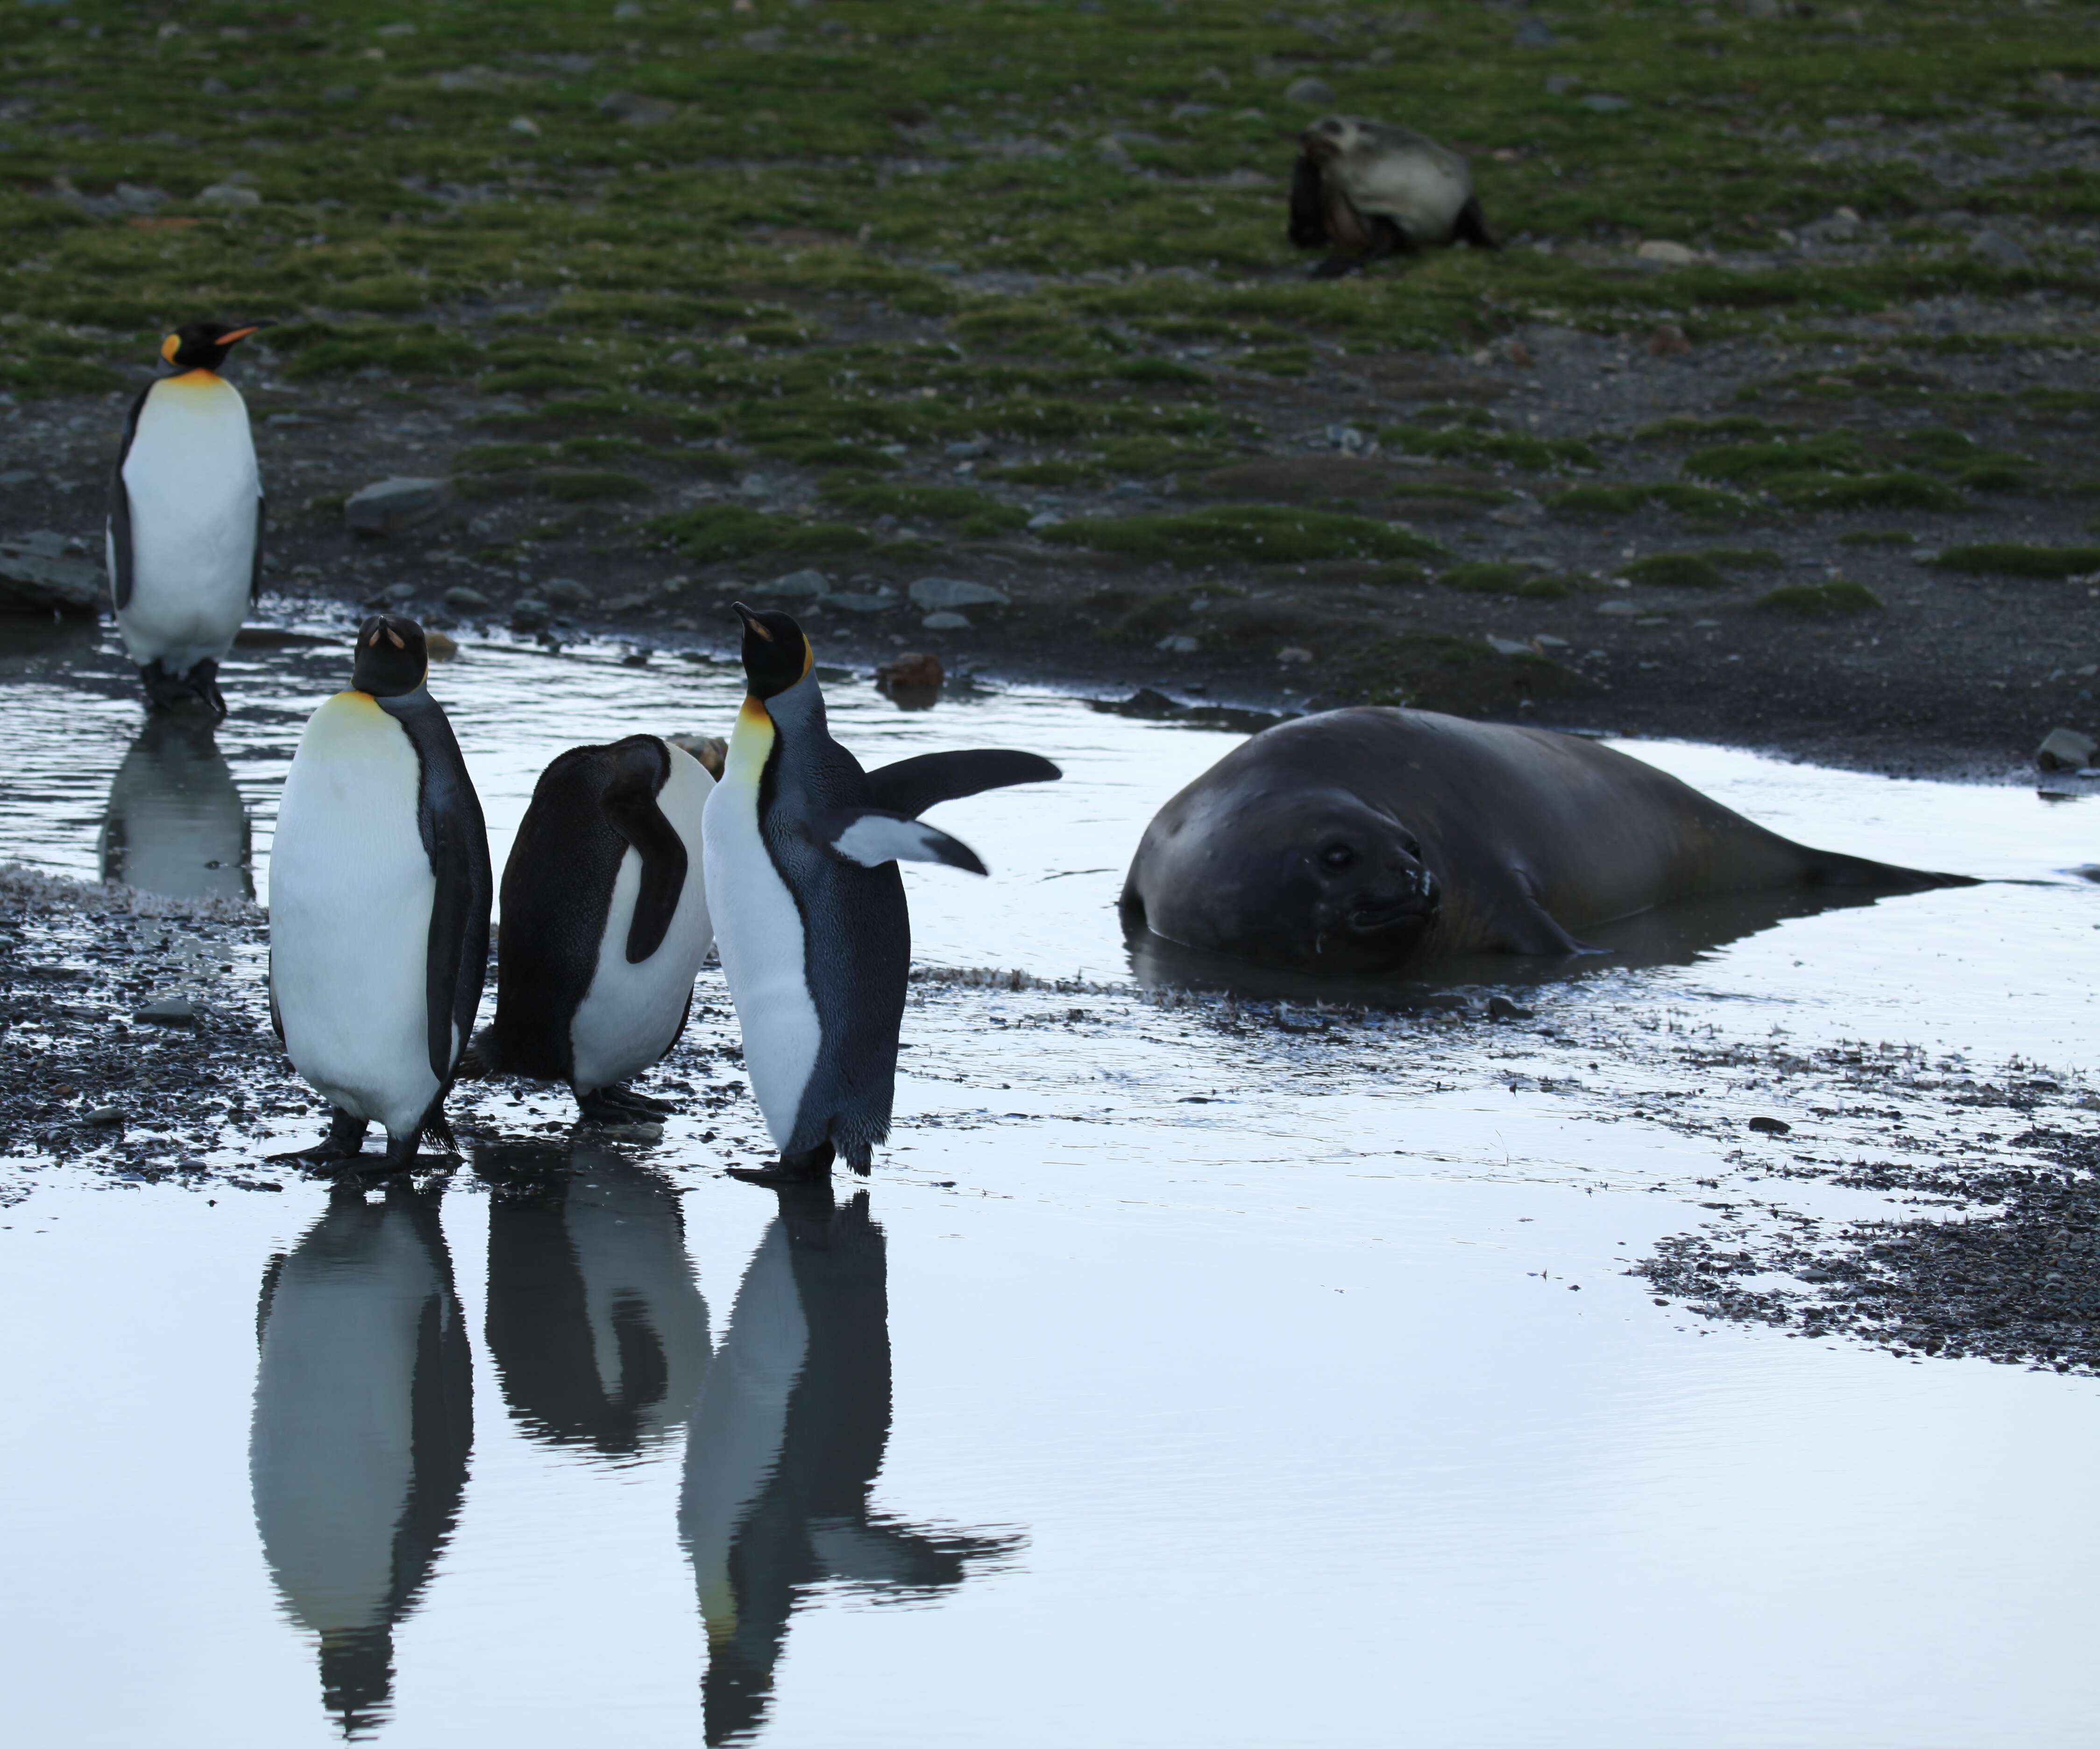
xmin=702 ymin=603 xmax=1060 ymax=1185
xmin=106 ymin=320 xmax=271 ymax=719
xmin=475 ymin=735 xmax=716 ymax=1123
xmin=269 ymin=615 xmax=492 ymax=1173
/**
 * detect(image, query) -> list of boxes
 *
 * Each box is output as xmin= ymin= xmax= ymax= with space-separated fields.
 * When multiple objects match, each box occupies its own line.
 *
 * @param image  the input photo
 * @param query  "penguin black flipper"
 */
xmin=106 ymin=382 xmax=149 ymax=613
xmin=1289 ymin=151 xmax=1329 ymax=248
xmin=1452 ymin=193 xmax=1500 ymax=251
xmin=863 ymin=750 xmax=1062 ymax=820
xmin=380 ymin=692 xmax=494 ymax=1091
xmin=815 ymin=808 xmax=987 ymax=875
xmin=250 ymin=495 xmax=266 ymax=603
xmin=601 ymin=736 xmax=689 ymax=965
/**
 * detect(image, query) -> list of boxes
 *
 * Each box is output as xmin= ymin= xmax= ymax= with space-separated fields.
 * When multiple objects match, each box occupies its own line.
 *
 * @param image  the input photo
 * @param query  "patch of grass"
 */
xmin=1240 ymin=346 xmax=1315 ymax=377
xmin=454 ymin=443 xmax=548 ymax=474
xmin=1438 ymin=562 xmax=1568 ymax=599
xmin=1547 ymin=482 xmax=1756 ymax=520
xmin=1636 ymin=416 xmax=1802 ymax=444
xmin=1838 ymin=529 xmax=1916 ymax=547
xmin=1954 ymin=462 xmax=2031 ymax=492
xmin=1113 ymin=357 xmax=1208 ymax=387
xmin=1698 ymin=547 xmax=1787 ymax=569
xmin=1042 ymin=506 xmax=1442 ymax=568
xmin=1382 ymin=425 xmax=1598 ymax=473
xmin=651 ymin=505 xmax=873 ymax=564
xmin=1933 ymin=543 xmax=2100 ymax=578
xmin=1685 ymin=432 xmax=1870 ymax=484
xmin=540 ymin=469 xmax=651 ymax=501
xmin=1621 ymin=554 xmax=1729 ymax=589
xmin=986 ymin=460 xmax=1104 ymax=487
xmin=1776 ymin=472 xmax=1967 ymax=512
xmin=1756 ymin=580 xmax=1883 ymax=617
xmin=278 ymin=325 xmax=482 ymax=381
xmin=818 ymin=476 xmax=1029 ymax=537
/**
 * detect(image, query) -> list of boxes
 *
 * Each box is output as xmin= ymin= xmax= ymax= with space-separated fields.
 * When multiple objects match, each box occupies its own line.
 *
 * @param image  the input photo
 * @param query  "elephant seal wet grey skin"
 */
xmin=1120 ymin=707 xmax=1974 ymax=978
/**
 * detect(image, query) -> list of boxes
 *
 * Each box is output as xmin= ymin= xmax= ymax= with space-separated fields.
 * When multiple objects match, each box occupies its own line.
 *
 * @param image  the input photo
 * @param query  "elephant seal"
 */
xmin=1120 ymin=708 xmax=1971 ymax=975
xmin=1290 ymin=114 xmax=1497 ymax=278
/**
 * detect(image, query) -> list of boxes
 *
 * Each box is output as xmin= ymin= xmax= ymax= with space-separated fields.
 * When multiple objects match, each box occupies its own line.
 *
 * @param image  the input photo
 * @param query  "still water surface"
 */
xmin=2 ymin=619 xmax=2097 ymax=1746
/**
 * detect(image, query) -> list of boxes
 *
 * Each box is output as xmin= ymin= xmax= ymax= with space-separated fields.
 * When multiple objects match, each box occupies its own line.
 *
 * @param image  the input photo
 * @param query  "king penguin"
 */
xmin=269 ymin=615 xmax=492 ymax=1173
xmin=106 ymin=319 xmax=271 ymax=718
xmin=701 ymin=602 xmax=1060 ymax=1184
xmin=474 ymin=735 xmax=716 ymax=1123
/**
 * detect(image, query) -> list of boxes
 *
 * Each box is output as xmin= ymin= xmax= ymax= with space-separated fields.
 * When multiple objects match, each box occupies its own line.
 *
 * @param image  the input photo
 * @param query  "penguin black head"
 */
xmin=351 ymin=615 xmax=429 ymax=698
xmin=731 ymin=602 xmax=813 ymax=701
xmin=1299 ymin=114 xmax=1361 ymax=164
xmin=159 ymin=319 xmax=273 ymax=374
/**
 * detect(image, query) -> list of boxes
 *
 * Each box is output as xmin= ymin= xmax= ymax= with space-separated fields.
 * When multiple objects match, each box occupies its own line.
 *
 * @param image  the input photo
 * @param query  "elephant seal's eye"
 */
xmin=1402 ymin=836 xmax=1423 ymax=858
xmin=1320 ymin=843 xmax=1355 ymax=870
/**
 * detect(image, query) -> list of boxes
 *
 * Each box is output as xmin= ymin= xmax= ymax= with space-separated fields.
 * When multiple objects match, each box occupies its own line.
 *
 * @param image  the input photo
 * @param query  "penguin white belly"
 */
xmin=702 ymin=717 xmax=820 ymax=1152
xmin=570 ymin=747 xmax=717 ymax=1094
xmin=1350 ymin=152 xmax=1468 ymax=236
xmin=271 ymin=692 xmax=442 ymax=1139
xmin=251 ymin=1212 xmax=436 ymax=1636
xmin=115 ymin=374 xmax=258 ymax=673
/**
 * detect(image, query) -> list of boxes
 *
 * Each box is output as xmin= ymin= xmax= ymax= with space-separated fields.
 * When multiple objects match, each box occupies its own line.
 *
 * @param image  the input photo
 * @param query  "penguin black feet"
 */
xmin=727 ymin=1142 xmax=836 ymax=1187
xmin=137 ymin=658 xmax=227 ymax=721
xmin=576 ymin=1084 xmax=676 ymax=1124
xmin=268 ymin=1107 xmax=370 ymax=1168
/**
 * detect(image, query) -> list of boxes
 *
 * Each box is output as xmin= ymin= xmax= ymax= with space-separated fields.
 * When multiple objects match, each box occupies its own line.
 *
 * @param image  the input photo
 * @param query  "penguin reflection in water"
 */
xmin=704 ymin=603 xmax=1061 ymax=1183
xmin=474 ymin=735 xmax=716 ymax=1125
xmin=682 ymin=1186 xmax=1019 ymax=1745
xmin=270 ymin=616 xmax=492 ymax=1173
xmin=98 ymin=714 xmax=253 ymax=902
xmin=249 ymin=1181 xmax=472 ymax=1737
xmin=475 ymin=1138 xmax=711 ymax=1456
xmin=106 ymin=320 xmax=270 ymax=718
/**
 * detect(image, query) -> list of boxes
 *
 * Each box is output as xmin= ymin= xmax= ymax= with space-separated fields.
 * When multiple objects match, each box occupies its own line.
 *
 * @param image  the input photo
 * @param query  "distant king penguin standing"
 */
xmin=106 ymin=320 xmax=272 ymax=718
xmin=270 ymin=615 xmax=492 ymax=1172
xmin=702 ymin=604 xmax=1059 ymax=1183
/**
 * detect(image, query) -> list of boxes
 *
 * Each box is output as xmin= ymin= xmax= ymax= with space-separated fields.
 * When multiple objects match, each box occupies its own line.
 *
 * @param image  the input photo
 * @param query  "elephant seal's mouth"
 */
xmin=1345 ymin=890 xmax=1438 ymax=934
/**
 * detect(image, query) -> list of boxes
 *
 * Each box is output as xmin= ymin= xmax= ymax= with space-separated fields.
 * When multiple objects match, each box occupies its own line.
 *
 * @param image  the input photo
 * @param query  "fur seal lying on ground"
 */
xmin=1277 ymin=113 xmax=1495 ymax=277
xmin=1121 ymin=708 xmax=1972 ymax=976
xmin=1290 ymin=114 xmax=1497 ymax=278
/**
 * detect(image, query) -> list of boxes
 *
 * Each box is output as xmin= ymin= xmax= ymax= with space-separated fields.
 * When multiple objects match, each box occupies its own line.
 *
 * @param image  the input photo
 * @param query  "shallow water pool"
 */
xmin=2 ymin=619 xmax=2098 ymax=1747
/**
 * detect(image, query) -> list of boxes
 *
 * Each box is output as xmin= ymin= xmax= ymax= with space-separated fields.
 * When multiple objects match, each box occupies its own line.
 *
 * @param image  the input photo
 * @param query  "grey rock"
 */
xmin=1284 ymin=76 xmax=1335 ymax=106
xmin=541 ymin=577 xmax=590 ymax=609
xmin=741 ymin=27 xmax=783 ymax=51
xmin=0 ymin=540 xmax=101 ymax=617
xmin=1971 ymin=228 xmax=2032 ymax=270
xmin=134 ymin=996 xmax=196 ymax=1026
xmin=85 ymin=1105 xmax=125 ymax=1127
xmin=910 ymin=576 xmax=1010 ymax=610
xmin=347 ymin=476 xmax=453 ymax=536
xmin=1545 ymin=73 xmax=1581 ymax=95
xmin=597 ymin=90 xmax=679 ymax=125
xmin=1485 ymin=635 xmax=1533 ymax=656
xmin=826 ymin=592 xmax=893 ymax=613
xmin=1487 ymin=995 xmax=1535 ymax=1021
xmin=1581 ymin=93 xmax=1631 ymax=114
xmin=196 ymin=182 xmax=261 ymax=209
xmin=1156 ymin=633 xmax=1200 ymax=654
xmin=944 ymin=438 xmax=989 ymax=460
xmin=511 ymin=597 xmax=550 ymax=632
xmin=1514 ymin=17 xmax=1557 ymax=47
xmin=1596 ymin=600 xmax=1639 ymax=618
xmin=1748 ymin=1115 xmax=1792 ymax=1135
xmin=766 ymin=567 xmax=831 ymax=600
xmin=1026 ymin=510 xmax=1063 ymax=531
xmin=2037 ymin=727 xmax=2097 ymax=771
xmin=441 ymin=585 xmax=491 ymax=613
xmin=922 ymin=611 xmax=972 ymax=631
xmin=383 ymin=581 xmax=418 ymax=604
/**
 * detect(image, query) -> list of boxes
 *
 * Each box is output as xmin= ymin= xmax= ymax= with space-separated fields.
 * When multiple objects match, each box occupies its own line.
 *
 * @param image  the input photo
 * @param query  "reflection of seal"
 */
xmin=1290 ymin=114 xmax=1497 ymax=279
xmin=679 ymin=1187 xmax=1019 ymax=1746
xmin=1121 ymin=707 xmax=1972 ymax=977
xmin=476 ymin=1138 xmax=711 ymax=1456
xmin=249 ymin=1183 xmax=472 ymax=1737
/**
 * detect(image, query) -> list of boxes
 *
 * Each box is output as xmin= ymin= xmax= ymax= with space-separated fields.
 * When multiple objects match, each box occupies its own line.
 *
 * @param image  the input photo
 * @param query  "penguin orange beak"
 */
xmin=731 ymin=601 xmax=771 ymax=641
xmin=219 ymin=322 xmax=273 ymax=345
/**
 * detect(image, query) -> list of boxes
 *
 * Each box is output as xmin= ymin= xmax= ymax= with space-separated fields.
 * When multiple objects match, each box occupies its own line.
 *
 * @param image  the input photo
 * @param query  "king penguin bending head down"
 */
xmin=702 ymin=604 xmax=1060 ymax=1185
xmin=269 ymin=615 xmax=492 ymax=1173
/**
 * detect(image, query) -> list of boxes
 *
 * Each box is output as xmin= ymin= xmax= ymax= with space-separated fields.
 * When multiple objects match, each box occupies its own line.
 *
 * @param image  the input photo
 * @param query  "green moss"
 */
xmin=454 ymin=443 xmax=548 ymax=475
xmin=1113 ymin=357 xmax=1208 ymax=387
xmin=1241 ymin=346 xmax=1315 ymax=377
xmin=1548 ymin=482 xmax=1756 ymax=519
xmin=1383 ymin=425 xmax=1598 ymax=473
xmin=1954 ymin=462 xmax=2031 ymax=492
xmin=1757 ymin=580 xmax=1883 ymax=617
xmin=986 ymin=460 xmax=1104 ymax=488
xmin=1686 ymin=432 xmax=1870 ymax=483
xmin=1932 ymin=543 xmax=2100 ymax=578
xmin=819 ymin=477 xmax=1029 ymax=537
xmin=1440 ymin=562 xmax=1565 ymax=598
xmin=1621 ymin=554 xmax=1729 ymax=589
xmin=1637 ymin=416 xmax=1802 ymax=444
xmin=1776 ymin=472 xmax=1966 ymax=512
xmin=1042 ymin=506 xmax=1442 ymax=568
xmin=540 ymin=470 xmax=651 ymax=501
xmin=651 ymin=505 xmax=873 ymax=564
xmin=280 ymin=326 xmax=481 ymax=381
xmin=1698 ymin=547 xmax=1787 ymax=569
xmin=1838 ymin=529 xmax=1916 ymax=547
